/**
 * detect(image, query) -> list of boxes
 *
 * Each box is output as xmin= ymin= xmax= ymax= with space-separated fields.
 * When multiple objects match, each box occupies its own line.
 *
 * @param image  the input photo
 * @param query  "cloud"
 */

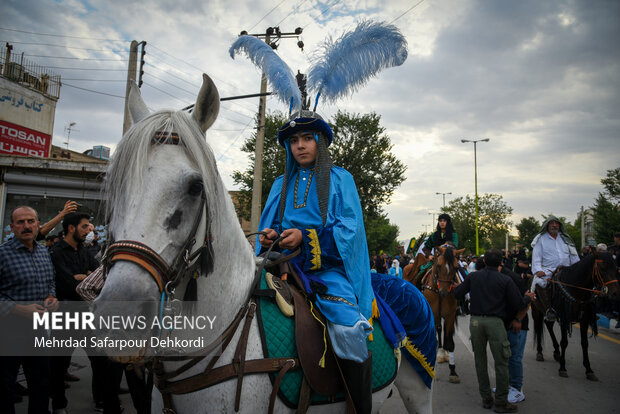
xmin=2 ymin=0 xmax=618 ymax=247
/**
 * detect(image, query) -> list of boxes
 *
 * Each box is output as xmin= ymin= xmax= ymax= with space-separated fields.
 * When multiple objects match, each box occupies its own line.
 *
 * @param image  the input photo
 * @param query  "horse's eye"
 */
xmin=188 ymin=181 xmax=204 ymax=196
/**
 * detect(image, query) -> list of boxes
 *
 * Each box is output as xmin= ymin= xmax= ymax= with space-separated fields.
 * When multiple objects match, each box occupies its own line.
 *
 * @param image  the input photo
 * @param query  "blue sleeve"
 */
xmin=299 ymin=227 xmax=343 ymax=272
xmin=255 ymin=176 xmax=284 ymax=256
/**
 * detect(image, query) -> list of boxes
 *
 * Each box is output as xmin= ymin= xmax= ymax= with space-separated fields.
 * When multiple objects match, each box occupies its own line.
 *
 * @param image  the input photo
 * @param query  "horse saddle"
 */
xmin=256 ymin=258 xmax=397 ymax=408
xmin=262 ymin=266 xmax=342 ymax=397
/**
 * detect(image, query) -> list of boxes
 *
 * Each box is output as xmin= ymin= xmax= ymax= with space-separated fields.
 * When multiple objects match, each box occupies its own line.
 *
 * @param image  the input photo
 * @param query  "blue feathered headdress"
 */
xmin=229 ymin=35 xmax=302 ymax=111
xmin=229 ymin=20 xmax=408 ymax=136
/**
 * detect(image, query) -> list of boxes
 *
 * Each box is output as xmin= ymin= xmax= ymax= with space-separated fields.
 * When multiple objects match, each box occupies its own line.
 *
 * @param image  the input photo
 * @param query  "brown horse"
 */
xmin=422 ymin=244 xmax=465 ymax=384
xmin=532 ymin=251 xmax=619 ymax=380
xmin=404 ymin=252 xmax=429 ymax=289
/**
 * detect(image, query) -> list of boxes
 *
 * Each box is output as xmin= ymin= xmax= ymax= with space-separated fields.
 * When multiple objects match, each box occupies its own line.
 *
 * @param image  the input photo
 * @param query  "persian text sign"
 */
xmin=0 ymin=119 xmax=51 ymax=158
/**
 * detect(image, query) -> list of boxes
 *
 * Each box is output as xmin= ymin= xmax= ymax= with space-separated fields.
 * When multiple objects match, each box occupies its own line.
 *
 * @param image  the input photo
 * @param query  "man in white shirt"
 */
xmin=530 ymin=216 xmax=580 ymax=321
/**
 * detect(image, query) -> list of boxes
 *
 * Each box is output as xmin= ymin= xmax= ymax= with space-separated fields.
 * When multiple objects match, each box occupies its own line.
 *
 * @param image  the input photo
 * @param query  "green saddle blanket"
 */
xmin=256 ymin=271 xmax=397 ymax=408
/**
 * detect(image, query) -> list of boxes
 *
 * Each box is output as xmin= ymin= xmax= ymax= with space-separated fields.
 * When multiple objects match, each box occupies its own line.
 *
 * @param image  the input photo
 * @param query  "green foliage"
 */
xmin=441 ymin=193 xmax=513 ymax=253
xmin=516 ymin=216 xmax=540 ymax=247
xmin=592 ymin=193 xmax=620 ymax=244
xmin=601 ymin=167 xmax=620 ymax=203
xmin=231 ymin=112 xmax=288 ymax=221
xmin=330 ymin=111 xmax=407 ymax=218
xmin=231 ymin=110 xmax=406 ymax=253
xmin=365 ymin=214 xmax=400 ymax=255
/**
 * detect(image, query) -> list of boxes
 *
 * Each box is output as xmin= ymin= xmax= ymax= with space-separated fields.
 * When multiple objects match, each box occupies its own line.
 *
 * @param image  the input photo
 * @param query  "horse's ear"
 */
xmin=193 ymin=74 xmax=220 ymax=134
xmin=128 ymin=82 xmax=150 ymax=125
xmin=456 ymin=248 xmax=466 ymax=255
xmin=438 ymin=246 xmax=445 ymax=255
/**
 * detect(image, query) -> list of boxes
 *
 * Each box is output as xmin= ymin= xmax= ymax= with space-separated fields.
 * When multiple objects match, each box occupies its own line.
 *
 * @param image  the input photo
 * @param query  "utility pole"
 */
xmin=436 ymin=192 xmax=452 ymax=208
xmin=461 ymin=138 xmax=490 ymax=256
xmin=580 ymin=205 xmax=585 ymax=249
xmin=240 ymin=27 xmax=303 ymax=234
xmin=123 ymin=40 xmax=139 ymax=135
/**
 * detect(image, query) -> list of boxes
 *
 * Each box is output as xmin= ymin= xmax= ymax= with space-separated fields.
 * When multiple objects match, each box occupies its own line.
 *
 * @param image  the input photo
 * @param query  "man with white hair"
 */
xmin=530 ymin=216 xmax=580 ymax=321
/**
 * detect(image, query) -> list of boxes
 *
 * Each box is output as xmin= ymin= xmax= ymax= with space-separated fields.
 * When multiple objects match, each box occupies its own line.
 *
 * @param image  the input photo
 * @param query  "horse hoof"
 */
xmin=559 ymin=370 xmax=568 ymax=378
xmin=553 ymin=350 xmax=561 ymax=361
xmin=536 ymin=353 xmax=544 ymax=362
xmin=449 ymin=375 xmax=460 ymax=384
xmin=586 ymin=372 xmax=599 ymax=381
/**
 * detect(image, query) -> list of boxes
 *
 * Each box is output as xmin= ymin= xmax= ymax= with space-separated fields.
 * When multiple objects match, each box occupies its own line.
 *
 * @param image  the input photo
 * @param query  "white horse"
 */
xmin=93 ymin=74 xmax=432 ymax=413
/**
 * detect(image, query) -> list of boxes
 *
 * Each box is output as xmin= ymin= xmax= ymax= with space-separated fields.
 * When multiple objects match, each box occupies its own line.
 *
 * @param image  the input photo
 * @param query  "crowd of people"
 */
xmin=0 ymin=201 xmax=150 ymax=414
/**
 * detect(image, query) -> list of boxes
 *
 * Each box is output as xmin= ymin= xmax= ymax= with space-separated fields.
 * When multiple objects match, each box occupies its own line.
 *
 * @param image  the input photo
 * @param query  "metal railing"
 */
xmin=0 ymin=44 xmax=61 ymax=99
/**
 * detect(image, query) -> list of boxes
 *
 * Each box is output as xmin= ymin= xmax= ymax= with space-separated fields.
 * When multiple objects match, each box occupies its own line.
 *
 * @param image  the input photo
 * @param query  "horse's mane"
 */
xmin=558 ymin=254 xmax=595 ymax=285
xmin=104 ymin=110 xmax=249 ymax=261
xmin=439 ymin=245 xmax=456 ymax=270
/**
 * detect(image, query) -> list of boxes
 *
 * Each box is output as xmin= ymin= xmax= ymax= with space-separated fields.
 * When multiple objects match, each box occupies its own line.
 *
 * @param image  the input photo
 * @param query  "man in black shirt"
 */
xmin=50 ymin=212 xmax=102 ymax=412
xmin=454 ymin=249 xmax=535 ymax=413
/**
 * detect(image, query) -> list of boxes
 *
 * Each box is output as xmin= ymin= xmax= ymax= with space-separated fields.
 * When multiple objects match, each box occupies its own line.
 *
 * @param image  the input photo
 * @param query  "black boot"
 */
xmin=339 ymin=353 xmax=372 ymax=414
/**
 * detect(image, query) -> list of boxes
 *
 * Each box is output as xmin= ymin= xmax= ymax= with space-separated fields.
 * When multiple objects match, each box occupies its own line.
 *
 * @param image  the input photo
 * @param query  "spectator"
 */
xmin=36 ymin=200 xmax=78 ymax=241
xmin=388 ymin=259 xmax=403 ymax=278
xmin=454 ymin=248 xmax=534 ymax=413
xmin=0 ymin=206 xmax=58 ymax=414
xmin=50 ymin=212 xmax=103 ymax=412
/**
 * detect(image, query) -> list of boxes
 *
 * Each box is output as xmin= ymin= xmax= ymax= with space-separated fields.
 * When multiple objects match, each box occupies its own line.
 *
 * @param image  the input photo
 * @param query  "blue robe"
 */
xmin=256 ymin=166 xmax=373 ymax=327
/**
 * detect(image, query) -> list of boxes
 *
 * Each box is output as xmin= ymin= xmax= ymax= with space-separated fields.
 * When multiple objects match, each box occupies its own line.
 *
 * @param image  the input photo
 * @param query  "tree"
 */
xmin=601 ymin=167 xmax=620 ymax=203
xmin=232 ymin=110 xmax=406 ymax=253
xmin=330 ymin=111 xmax=407 ymax=218
xmin=232 ymin=112 xmax=288 ymax=221
xmin=516 ymin=216 xmax=540 ymax=247
xmin=441 ymin=193 xmax=513 ymax=253
xmin=365 ymin=214 xmax=400 ymax=256
xmin=592 ymin=193 xmax=620 ymax=244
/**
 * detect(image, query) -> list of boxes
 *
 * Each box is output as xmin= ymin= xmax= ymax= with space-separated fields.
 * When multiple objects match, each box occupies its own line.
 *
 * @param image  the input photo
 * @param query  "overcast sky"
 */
xmin=2 ymin=0 xmax=618 ymax=244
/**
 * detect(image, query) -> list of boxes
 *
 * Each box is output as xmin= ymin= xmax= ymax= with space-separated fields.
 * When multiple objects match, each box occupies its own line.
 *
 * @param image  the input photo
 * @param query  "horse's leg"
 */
xmin=558 ymin=325 xmax=569 ymax=377
xmin=394 ymin=360 xmax=433 ymax=414
xmin=581 ymin=313 xmax=598 ymax=381
xmin=545 ymin=320 xmax=561 ymax=361
xmin=443 ymin=302 xmax=460 ymax=383
xmin=532 ymin=309 xmax=545 ymax=361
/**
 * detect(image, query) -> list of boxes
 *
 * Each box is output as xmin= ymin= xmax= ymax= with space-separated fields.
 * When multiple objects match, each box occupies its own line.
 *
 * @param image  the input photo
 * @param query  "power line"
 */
xmin=62 ymin=82 xmax=124 ymax=98
xmin=142 ymin=82 xmax=192 ymax=106
xmin=0 ymin=27 xmax=127 ymax=42
xmin=390 ymin=0 xmax=426 ymax=24
xmin=247 ymin=0 xmax=288 ymax=32
xmin=276 ymin=0 xmax=309 ymax=26
xmin=303 ymin=0 xmax=340 ymax=29
xmin=0 ymin=40 xmax=127 ymax=53
xmin=24 ymin=54 xmax=128 ymax=61
xmin=216 ymin=118 xmax=255 ymax=161
xmin=61 ymin=78 xmax=125 ymax=81
xmin=44 ymin=66 xmax=126 ymax=71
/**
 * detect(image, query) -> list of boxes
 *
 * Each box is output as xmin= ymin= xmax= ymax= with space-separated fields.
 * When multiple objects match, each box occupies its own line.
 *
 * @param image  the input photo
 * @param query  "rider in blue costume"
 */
xmin=257 ymin=110 xmax=373 ymax=413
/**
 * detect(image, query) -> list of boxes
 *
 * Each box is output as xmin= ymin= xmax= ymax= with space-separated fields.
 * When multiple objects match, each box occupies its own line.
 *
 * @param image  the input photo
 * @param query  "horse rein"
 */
xmin=550 ymin=258 xmax=618 ymax=296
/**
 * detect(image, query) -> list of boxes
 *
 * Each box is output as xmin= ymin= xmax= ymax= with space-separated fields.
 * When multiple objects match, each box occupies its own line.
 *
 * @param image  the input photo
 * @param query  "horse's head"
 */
xmin=91 ymin=75 xmax=256 ymax=359
xmin=433 ymin=244 xmax=465 ymax=297
xmin=593 ymin=251 xmax=619 ymax=300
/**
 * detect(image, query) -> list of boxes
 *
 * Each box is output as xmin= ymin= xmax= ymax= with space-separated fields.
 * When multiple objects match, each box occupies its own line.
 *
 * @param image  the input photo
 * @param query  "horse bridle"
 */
xmin=430 ymin=248 xmax=459 ymax=293
xmin=103 ymin=132 xmax=213 ymax=296
xmin=551 ymin=258 xmax=618 ymax=297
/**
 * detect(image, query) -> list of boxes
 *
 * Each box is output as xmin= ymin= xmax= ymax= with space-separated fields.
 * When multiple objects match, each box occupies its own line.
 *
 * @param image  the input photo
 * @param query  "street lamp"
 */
xmin=436 ymin=192 xmax=452 ymax=208
xmin=461 ymin=138 xmax=490 ymax=255
xmin=428 ymin=211 xmax=435 ymax=229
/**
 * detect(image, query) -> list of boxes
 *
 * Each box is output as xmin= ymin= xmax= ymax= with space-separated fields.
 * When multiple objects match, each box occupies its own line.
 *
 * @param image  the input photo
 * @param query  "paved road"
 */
xmin=15 ymin=313 xmax=620 ymax=413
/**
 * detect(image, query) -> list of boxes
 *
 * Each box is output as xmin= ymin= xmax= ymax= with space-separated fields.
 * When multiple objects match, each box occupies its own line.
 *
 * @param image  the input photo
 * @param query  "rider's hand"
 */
xmin=259 ymin=228 xmax=279 ymax=248
xmin=280 ymin=228 xmax=302 ymax=250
